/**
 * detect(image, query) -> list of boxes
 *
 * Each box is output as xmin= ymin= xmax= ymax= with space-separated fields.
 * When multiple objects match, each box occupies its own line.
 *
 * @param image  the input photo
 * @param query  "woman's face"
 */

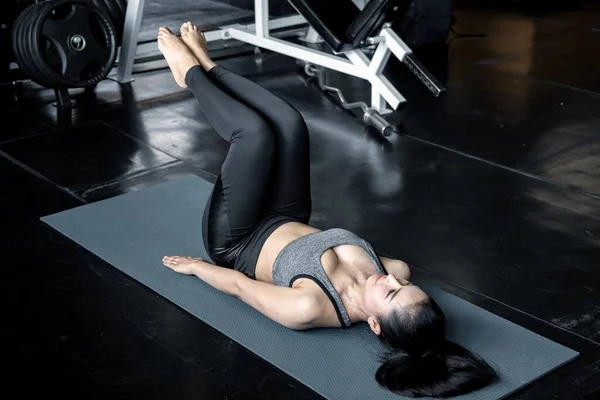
xmin=363 ymin=274 xmax=429 ymax=318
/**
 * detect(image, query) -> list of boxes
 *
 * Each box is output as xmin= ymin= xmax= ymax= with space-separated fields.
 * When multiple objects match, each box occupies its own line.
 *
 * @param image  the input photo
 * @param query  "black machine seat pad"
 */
xmin=288 ymin=0 xmax=361 ymax=52
xmin=346 ymin=0 xmax=389 ymax=46
xmin=288 ymin=0 xmax=395 ymax=51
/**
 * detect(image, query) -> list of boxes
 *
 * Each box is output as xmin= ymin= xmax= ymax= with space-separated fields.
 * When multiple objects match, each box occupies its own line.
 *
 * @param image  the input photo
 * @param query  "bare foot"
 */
xmin=179 ymin=21 xmax=217 ymax=72
xmin=157 ymin=26 xmax=200 ymax=88
xmin=162 ymin=255 xmax=205 ymax=275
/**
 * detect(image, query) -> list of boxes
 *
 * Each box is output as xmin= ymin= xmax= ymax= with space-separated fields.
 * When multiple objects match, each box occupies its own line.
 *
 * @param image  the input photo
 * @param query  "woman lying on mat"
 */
xmin=157 ymin=22 xmax=498 ymax=398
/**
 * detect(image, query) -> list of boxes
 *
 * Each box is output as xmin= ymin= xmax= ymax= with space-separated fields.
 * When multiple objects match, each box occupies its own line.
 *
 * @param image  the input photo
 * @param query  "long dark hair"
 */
xmin=375 ymin=297 xmax=499 ymax=398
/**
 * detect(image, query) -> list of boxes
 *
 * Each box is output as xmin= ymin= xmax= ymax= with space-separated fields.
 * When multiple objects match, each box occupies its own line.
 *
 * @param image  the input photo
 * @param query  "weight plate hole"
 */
xmin=50 ymin=3 xmax=74 ymax=21
xmin=41 ymin=36 xmax=65 ymax=74
xmin=81 ymin=62 xmax=103 ymax=80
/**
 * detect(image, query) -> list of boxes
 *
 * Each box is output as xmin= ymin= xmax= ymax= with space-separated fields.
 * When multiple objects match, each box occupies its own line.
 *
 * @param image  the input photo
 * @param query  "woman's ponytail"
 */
xmin=375 ymin=299 xmax=499 ymax=397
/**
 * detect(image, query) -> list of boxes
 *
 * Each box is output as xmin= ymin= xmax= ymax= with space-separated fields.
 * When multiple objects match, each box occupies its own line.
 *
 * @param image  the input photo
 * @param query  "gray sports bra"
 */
xmin=272 ymin=228 xmax=388 ymax=327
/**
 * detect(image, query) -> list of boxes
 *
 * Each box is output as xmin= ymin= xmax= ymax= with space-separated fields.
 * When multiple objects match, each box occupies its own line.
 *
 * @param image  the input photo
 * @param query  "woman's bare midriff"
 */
xmin=253 ymin=222 xmax=321 ymax=284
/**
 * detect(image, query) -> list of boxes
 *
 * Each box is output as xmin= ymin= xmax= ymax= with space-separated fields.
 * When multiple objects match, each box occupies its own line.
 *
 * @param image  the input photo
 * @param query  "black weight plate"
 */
xmin=21 ymin=5 xmax=50 ymax=85
xmin=10 ymin=3 xmax=33 ymax=75
xmin=38 ymin=2 xmax=74 ymax=86
xmin=33 ymin=0 xmax=82 ymax=86
xmin=100 ymin=0 xmax=124 ymax=40
xmin=41 ymin=0 xmax=117 ymax=87
xmin=103 ymin=0 xmax=124 ymax=27
xmin=91 ymin=0 xmax=122 ymax=40
xmin=14 ymin=3 xmax=55 ymax=86
xmin=91 ymin=0 xmax=111 ymax=20
xmin=78 ymin=0 xmax=118 ymax=85
xmin=11 ymin=3 xmax=36 ymax=71
xmin=31 ymin=1 xmax=74 ymax=86
xmin=41 ymin=1 xmax=71 ymax=86
xmin=115 ymin=0 xmax=127 ymax=18
xmin=2 ymin=0 xmax=36 ymax=64
xmin=86 ymin=1 xmax=118 ymax=85
xmin=28 ymin=1 xmax=61 ymax=86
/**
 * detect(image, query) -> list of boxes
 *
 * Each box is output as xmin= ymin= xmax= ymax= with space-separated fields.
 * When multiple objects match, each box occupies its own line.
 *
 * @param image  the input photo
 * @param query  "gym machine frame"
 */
xmin=116 ymin=0 xmax=444 ymax=135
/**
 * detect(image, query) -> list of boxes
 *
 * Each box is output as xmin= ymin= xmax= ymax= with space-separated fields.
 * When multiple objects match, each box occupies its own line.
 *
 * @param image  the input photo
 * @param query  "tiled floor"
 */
xmin=2 ymin=1 xmax=600 ymax=399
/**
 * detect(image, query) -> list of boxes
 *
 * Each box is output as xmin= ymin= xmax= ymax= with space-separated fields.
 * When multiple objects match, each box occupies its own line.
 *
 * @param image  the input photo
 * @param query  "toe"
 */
xmin=159 ymin=26 xmax=171 ymax=34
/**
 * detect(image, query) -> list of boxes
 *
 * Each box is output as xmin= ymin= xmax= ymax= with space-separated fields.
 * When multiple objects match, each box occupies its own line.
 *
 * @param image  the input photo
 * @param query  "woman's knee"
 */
xmin=280 ymin=115 xmax=309 ymax=150
xmin=282 ymin=110 xmax=307 ymax=133
xmin=232 ymin=119 xmax=275 ymax=151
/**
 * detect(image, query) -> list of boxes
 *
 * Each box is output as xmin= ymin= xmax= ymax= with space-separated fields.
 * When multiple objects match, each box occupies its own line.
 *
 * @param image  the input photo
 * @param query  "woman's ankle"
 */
xmin=202 ymin=59 xmax=217 ymax=73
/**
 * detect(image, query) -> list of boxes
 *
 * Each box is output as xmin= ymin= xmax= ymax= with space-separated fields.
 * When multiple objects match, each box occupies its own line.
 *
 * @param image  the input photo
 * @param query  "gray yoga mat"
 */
xmin=41 ymin=175 xmax=579 ymax=400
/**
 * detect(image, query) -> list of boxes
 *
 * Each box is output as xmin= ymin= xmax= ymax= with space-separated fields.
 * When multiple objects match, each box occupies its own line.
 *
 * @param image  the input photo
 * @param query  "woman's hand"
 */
xmin=162 ymin=255 xmax=204 ymax=275
xmin=162 ymin=255 xmax=240 ymax=297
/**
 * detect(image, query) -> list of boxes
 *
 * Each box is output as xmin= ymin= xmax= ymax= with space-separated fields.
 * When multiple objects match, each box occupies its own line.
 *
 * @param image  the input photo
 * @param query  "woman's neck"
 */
xmin=339 ymin=267 xmax=371 ymax=323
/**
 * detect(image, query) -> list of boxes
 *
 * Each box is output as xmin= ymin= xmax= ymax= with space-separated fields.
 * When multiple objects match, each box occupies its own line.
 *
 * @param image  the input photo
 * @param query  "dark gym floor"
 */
xmin=2 ymin=0 xmax=600 ymax=399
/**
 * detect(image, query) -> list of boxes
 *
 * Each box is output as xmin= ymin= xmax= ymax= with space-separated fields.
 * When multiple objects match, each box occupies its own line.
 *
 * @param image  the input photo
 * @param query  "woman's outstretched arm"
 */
xmin=163 ymin=255 xmax=318 ymax=330
xmin=236 ymin=275 xmax=319 ymax=330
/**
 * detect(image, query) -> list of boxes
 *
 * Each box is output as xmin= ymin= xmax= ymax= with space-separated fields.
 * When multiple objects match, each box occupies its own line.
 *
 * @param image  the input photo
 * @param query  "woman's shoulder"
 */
xmin=378 ymin=256 xmax=411 ymax=280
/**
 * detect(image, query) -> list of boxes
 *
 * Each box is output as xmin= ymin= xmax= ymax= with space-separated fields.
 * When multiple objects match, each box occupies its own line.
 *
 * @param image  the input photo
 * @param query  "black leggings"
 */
xmin=184 ymin=65 xmax=312 ymax=276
